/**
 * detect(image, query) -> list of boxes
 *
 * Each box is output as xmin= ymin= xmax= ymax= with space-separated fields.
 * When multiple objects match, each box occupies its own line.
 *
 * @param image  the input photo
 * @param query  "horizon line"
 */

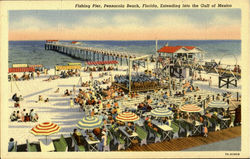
xmin=8 ymin=39 xmax=241 ymax=42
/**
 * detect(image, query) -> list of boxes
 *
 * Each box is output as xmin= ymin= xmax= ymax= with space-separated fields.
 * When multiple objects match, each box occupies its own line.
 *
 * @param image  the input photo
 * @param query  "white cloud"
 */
xmin=152 ymin=15 xmax=197 ymax=29
xmin=209 ymin=15 xmax=240 ymax=26
xmin=10 ymin=16 xmax=51 ymax=31
xmin=112 ymin=15 xmax=142 ymax=25
xmin=77 ymin=16 xmax=106 ymax=28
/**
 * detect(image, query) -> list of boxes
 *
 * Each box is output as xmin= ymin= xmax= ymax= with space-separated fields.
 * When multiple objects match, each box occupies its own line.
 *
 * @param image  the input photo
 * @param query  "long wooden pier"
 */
xmin=45 ymin=42 xmax=146 ymax=66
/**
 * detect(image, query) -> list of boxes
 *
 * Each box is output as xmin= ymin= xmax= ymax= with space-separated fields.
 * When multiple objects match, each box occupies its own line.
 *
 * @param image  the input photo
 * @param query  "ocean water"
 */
xmin=8 ymin=40 xmax=241 ymax=68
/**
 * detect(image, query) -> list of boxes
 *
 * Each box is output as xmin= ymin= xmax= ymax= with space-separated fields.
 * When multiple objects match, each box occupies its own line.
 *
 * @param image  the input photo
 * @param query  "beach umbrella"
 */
xmin=150 ymin=108 xmax=174 ymax=117
xmin=76 ymin=116 xmax=103 ymax=129
xmin=207 ymin=100 xmax=229 ymax=110
xmin=180 ymin=104 xmax=203 ymax=113
xmin=30 ymin=122 xmax=61 ymax=144
xmin=116 ymin=112 xmax=139 ymax=122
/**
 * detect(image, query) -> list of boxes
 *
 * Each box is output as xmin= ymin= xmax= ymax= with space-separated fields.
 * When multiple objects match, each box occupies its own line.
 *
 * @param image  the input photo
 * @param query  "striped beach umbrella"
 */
xmin=207 ymin=100 xmax=229 ymax=109
xmin=76 ymin=116 xmax=103 ymax=129
xmin=150 ymin=108 xmax=174 ymax=117
xmin=30 ymin=122 xmax=61 ymax=144
xmin=116 ymin=112 xmax=139 ymax=122
xmin=180 ymin=104 xmax=203 ymax=113
xmin=30 ymin=122 xmax=61 ymax=135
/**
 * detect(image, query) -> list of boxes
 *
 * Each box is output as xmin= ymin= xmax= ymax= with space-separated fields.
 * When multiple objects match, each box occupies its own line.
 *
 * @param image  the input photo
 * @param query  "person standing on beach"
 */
xmin=208 ymin=77 xmax=212 ymax=87
xmin=70 ymin=98 xmax=74 ymax=108
xmin=73 ymin=85 xmax=76 ymax=94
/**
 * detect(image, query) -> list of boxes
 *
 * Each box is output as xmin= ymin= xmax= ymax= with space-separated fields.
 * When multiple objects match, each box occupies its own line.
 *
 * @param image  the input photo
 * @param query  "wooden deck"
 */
xmin=124 ymin=126 xmax=241 ymax=151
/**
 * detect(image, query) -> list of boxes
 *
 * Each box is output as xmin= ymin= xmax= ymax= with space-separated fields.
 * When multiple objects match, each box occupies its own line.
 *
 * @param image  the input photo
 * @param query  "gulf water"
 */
xmin=8 ymin=40 xmax=241 ymax=68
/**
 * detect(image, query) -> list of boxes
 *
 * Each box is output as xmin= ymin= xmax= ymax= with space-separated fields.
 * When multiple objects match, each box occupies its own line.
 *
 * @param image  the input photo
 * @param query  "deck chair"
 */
xmin=26 ymin=139 xmax=38 ymax=152
xmin=103 ymin=134 xmax=111 ymax=151
xmin=53 ymin=134 xmax=68 ymax=152
xmin=109 ymin=127 xmax=125 ymax=150
xmin=145 ymin=125 xmax=155 ymax=141
xmin=70 ymin=133 xmax=85 ymax=152
xmin=135 ymin=125 xmax=148 ymax=146
xmin=171 ymin=122 xmax=180 ymax=139
xmin=117 ymin=133 xmax=125 ymax=150
xmin=229 ymin=115 xmax=235 ymax=127
xmin=147 ymin=126 xmax=161 ymax=143
xmin=185 ymin=125 xmax=192 ymax=137
xmin=11 ymin=141 xmax=17 ymax=152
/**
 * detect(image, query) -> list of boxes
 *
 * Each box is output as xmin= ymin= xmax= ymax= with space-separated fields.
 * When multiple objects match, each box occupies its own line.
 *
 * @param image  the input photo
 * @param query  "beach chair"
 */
xmin=208 ymin=118 xmax=217 ymax=131
xmin=215 ymin=123 xmax=221 ymax=131
xmin=170 ymin=122 xmax=179 ymax=139
xmin=229 ymin=115 xmax=235 ymax=128
xmin=70 ymin=133 xmax=85 ymax=152
xmin=147 ymin=126 xmax=161 ymax=143
xmin=183 ymin=123 xmax=192 ymax=137
xmin=135 ymin=125 xmax=148 ymax=146
xmin=26 ymin=139 xmax=38 ymax=152
xmin=144 ymin=124 xmax=155 ymax=141
xmin=53 ymin=134 xmax=68 ymax=152
xmin=11 ymin=141 xmax=17 ymax=152
xmin=111 ymin=128 xmax=125 ymax=150
xmin=103 ymin=133 xmax=111 ymax=151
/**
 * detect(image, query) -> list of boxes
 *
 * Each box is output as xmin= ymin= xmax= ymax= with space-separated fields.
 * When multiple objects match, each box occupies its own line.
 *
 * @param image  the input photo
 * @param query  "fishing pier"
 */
xmin=45 ymin=40 xmax=149 ymax=67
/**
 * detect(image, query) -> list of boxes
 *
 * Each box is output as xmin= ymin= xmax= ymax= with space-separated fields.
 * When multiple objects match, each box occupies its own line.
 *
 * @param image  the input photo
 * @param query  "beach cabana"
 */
xmin=76 ymin=116 xmax=103 ymax=129
xmin=30 ymin=122 xmax=61 ymax=144
xmin=150 ymin=108 xmax=173 ymax=117
xmin=116 ymin=112 xmax=139 ymax=122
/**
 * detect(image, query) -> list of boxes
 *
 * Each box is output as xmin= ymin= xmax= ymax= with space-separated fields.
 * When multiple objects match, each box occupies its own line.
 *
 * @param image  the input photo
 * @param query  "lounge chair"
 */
xmin=229 ymin=115 xmax=235 ymax=127
xmin=70 ymin=133 xmax=85 ymax=152
xmin=135 ymin=125 xmax=148 ymax=146
xmin=103 ymin=133 xmax=111 ymax=151
xmin=109 ymin=127 xmax=125 ymax=150
xmin=11 ymin=141 xmax=17 ymax=152
xmin=26 ymin=139 xmax=38 ymax=152
xmin=146 ymin=125 xmax=161 ymax=143
xmin=170 ymin=122 xmax=180 ymax=139
xmin=53 ymin=134 xmax=68 ymax=152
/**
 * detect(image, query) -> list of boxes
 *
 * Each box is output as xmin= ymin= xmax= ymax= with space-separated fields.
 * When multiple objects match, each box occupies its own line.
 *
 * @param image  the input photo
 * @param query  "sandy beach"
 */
xmin=7 ymin=62 xmax=241 ymax=145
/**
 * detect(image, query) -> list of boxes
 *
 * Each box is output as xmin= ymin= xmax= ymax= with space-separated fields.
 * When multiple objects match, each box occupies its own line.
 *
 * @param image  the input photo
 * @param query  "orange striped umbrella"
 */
xmin=30 ymin=122 xmax=61 ymax=144
xmin=116 ymin=112 xmax=139 ymax=122
xmin=180 ymin=104 xmax=203 ymax=113
xmin=30 ymin=122 xmax=61 ymax=135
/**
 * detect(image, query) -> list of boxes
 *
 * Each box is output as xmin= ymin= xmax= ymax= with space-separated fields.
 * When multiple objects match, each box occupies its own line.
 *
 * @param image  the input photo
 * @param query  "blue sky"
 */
xmin=9 ymin=9 xmax=241 ymax=40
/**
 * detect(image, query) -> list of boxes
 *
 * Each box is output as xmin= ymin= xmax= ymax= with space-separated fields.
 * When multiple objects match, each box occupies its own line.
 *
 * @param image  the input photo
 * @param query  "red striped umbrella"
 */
xmin=180 ymin=104 xmax=203 ymax=113
xmin=30 ymin=122 xmax=61 ymax=144
xmin=116 ymin=112 xmax=139 ymax=122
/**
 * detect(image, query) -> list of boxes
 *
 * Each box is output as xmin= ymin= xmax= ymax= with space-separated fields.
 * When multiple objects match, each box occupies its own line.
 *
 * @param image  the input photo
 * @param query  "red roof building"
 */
xmin=157 ymin=46 xmax=197 ymax=54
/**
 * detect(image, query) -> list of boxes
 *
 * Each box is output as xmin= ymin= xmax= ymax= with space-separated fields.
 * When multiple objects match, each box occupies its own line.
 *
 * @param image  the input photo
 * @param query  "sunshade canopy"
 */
xmin=30 ymin=122 xmax=61 ymax=136
xmin=150 ymin=108 xmax=174 ymax=117
xmin=207 ymin=100 xmax=229 ymax=109
xmin=180 ymin=104 xmax=203 ymax=113
xmin=76 ymin=116 xmax=103 ymax=129
xmin=116 ymin=112 xmax=139 ymax=122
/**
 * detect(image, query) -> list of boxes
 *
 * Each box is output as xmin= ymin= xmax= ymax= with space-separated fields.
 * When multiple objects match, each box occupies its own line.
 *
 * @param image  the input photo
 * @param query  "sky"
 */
xmin=9 ymin=9 xmax=241 ymax=41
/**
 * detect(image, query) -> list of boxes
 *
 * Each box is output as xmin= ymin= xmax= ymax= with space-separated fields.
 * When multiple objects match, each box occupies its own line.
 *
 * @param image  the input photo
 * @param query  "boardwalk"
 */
xmin=124 ymin=126 xmax=241 ymax=151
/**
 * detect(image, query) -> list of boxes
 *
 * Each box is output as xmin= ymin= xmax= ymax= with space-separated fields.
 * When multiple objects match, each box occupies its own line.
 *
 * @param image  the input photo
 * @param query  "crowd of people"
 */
xmin=114 ymin=74 xmax=160 ymax=90
xmin=59 ymin=69 xmax=80 ymax=78
xmin=84 ymin=66 xmax=118 ymax=72
xmin=10 ymin=109 xmax=39 ymax=122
